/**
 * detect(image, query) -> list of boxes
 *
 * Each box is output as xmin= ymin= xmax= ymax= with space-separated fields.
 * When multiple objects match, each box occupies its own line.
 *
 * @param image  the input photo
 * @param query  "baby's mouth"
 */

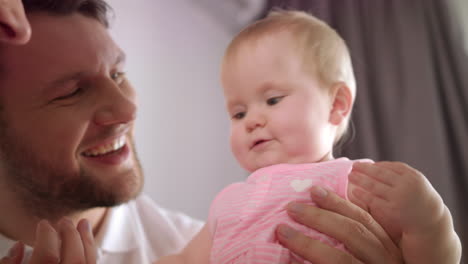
xmin=251 ymin=139 xmax=270 ymax=149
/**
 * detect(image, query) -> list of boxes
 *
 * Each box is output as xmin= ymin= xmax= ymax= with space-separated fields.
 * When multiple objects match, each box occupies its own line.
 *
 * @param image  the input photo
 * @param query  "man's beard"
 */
xmin=0 ymin=116 xmax=144 ymax=221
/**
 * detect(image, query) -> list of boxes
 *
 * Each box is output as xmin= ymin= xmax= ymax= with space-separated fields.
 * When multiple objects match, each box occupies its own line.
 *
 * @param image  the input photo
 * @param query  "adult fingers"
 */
xmin=289 ymin=186 xmax=403 ymax=263
xmin=29 ymin=220 xmax=61 ymax=264
xmin=77 ymin=219 xmax=97 ymax=264
xmin=0 ymin=257 xmax=15 ymax=264
xmin=311 ymin=187 xmax=401 ymax=259
xmin=0 ymin=242 xmax=24 ymax=264
xmin=350 ymin=186 xmax=388 ymax=212
xmin=0 ymin=0 xmax=31 ymax=44
xmin=352 ymin=162 xmax=396 ymax=186
xmin=349 ymin=170 xmax=393 ymax=201
xmin=286 ymin=202 xmax=387 ymax=263
xmin=57 ymin=218 xmax=86 ymax=264
xmin=374 ymin=161 xmax=416 ymax=175
xmin=277 ymin=224 xmax=364 ymax=264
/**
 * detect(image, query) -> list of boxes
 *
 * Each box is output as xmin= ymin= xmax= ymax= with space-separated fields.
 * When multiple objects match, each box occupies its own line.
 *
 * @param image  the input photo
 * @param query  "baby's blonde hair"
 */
xmin=223 ymin=9 xmax=356 ymax=143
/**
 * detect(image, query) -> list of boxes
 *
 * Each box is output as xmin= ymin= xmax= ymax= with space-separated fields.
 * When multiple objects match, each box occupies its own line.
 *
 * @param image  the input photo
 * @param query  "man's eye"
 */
xmin=111 ymin=72 xmax=126 ymax=84
xmin=266 ymin=96 xmax=283 ymax=105
xmin=54 ymin=88 xmax=82 ymax=101
xmin=233 ymin=112 xmax=246 ymax=120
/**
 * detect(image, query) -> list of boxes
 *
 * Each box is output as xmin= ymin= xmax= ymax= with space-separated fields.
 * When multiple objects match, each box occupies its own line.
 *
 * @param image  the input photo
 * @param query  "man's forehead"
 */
xmin=2 ymin=13 xmax=125 ymax=73
xmin=1 ymin=13 xmax=124 ymax=92
xmin=26 ymin=12 xmax=119 ymax=55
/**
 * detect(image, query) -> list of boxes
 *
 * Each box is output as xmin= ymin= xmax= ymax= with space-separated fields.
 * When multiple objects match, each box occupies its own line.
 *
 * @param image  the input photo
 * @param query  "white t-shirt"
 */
xmin=0 ymin=195 xmax=204 ymax=264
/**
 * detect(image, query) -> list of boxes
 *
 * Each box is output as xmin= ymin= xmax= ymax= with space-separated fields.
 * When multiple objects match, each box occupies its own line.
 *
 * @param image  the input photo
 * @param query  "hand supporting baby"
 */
xmin=348 ymin=162 xmax=461 ymax=264
xmin=279 ymin=186 xmax=404 ymax=264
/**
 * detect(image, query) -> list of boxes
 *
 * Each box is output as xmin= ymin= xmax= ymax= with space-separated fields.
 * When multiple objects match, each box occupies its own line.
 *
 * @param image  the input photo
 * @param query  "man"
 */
xmin=0 ymin=1 xmax=204 ymax=263
xmin=0 ymin=1 xmax=404 ymax=263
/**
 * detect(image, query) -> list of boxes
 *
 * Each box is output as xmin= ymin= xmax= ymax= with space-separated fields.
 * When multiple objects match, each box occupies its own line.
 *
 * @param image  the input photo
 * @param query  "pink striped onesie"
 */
xmin=208 ymin=158 xmax=365 ymax=264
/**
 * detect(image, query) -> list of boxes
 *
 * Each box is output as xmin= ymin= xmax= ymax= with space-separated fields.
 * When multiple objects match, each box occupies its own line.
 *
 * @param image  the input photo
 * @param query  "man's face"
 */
xmin=0 ymin=13 xmax=143 ymax=218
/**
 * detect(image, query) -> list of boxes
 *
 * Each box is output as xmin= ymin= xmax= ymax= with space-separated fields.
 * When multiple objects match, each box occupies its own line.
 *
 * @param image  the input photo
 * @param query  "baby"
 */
xmin=158 ymin=9 xmax=461 ymax=264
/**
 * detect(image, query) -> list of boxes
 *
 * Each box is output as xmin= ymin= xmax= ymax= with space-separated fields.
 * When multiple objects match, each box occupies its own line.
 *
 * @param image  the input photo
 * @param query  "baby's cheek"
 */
xmin=230 ymin=136 xmax=245 ymax=161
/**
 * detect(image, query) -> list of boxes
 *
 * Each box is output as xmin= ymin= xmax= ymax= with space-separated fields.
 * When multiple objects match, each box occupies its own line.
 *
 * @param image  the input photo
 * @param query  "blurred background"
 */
xmin=108 ymin=0 xmax=467 ymax=262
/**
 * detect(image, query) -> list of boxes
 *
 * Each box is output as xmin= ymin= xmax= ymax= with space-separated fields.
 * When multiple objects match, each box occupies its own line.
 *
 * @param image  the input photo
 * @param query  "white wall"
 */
xmin=108 ymin=0 xmax=246 ymax=219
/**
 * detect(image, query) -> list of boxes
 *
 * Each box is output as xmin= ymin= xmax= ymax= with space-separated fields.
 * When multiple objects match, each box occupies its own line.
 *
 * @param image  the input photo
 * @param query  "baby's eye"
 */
xmin=232 ymin=112 xmax=246 ymax=120
xmin=266 ymin=96 xmax=283 ymax=106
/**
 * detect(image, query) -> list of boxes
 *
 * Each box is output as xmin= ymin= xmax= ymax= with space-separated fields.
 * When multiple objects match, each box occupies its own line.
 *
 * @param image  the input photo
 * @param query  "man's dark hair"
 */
xmin=23 ymin=0 xmax=111 ymax=27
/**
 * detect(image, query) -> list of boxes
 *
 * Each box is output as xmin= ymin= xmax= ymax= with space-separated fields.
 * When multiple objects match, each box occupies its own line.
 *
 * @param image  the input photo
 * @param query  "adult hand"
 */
xmin=277 ymin=186 xmax=404 ymax=264
xmin=0 ymin=218 xmax=97 ymax=264
xmin=0 ymin=0 xmax=31 ymax=44
xmin=349 ymin=161 xmax=444 ymax=238
xmin=350 ymin=162 xmax=461 ymax=264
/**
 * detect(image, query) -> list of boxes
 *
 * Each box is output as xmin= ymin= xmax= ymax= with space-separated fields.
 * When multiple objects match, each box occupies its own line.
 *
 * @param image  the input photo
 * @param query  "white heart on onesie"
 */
xmin=290 ymin=179 xmax=313 ymax=192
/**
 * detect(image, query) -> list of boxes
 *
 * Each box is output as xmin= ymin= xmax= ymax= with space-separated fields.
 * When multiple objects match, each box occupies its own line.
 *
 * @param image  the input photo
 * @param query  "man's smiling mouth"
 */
xmin=83 ymin=136 xmax=126 ymax=157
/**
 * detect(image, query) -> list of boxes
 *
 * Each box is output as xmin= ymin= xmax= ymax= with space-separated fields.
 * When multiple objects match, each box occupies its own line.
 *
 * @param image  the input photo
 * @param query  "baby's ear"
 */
xmin=329 ymin=82 xmax=353 ymax=125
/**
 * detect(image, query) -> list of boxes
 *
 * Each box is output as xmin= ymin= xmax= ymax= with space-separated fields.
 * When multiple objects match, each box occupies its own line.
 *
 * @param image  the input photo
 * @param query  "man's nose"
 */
xmin=245 ymin=110 xmax=266 ymax=133
xmin=93 ymin=80 xmax=137 ymax=126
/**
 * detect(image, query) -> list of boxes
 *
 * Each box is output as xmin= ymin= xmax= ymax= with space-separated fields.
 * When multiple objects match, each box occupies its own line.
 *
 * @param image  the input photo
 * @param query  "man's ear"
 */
xmin=329 ymin=82 xmax=353 ymax=125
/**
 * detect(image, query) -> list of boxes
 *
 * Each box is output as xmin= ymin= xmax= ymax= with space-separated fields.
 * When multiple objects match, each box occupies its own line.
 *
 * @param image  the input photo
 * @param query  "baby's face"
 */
xmin=221 ymin=33 xmax=337 ymax=172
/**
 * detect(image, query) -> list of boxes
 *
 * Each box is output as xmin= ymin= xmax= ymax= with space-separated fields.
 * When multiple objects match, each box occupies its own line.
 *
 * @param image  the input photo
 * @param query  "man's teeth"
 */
xmin=84 ymin=136 xmax=126 ymax=157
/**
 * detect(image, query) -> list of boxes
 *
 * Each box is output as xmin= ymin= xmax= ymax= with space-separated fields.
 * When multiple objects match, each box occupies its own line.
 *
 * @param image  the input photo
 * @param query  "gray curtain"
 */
xmin=259 ymin=0 xmax=468 ymax=262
